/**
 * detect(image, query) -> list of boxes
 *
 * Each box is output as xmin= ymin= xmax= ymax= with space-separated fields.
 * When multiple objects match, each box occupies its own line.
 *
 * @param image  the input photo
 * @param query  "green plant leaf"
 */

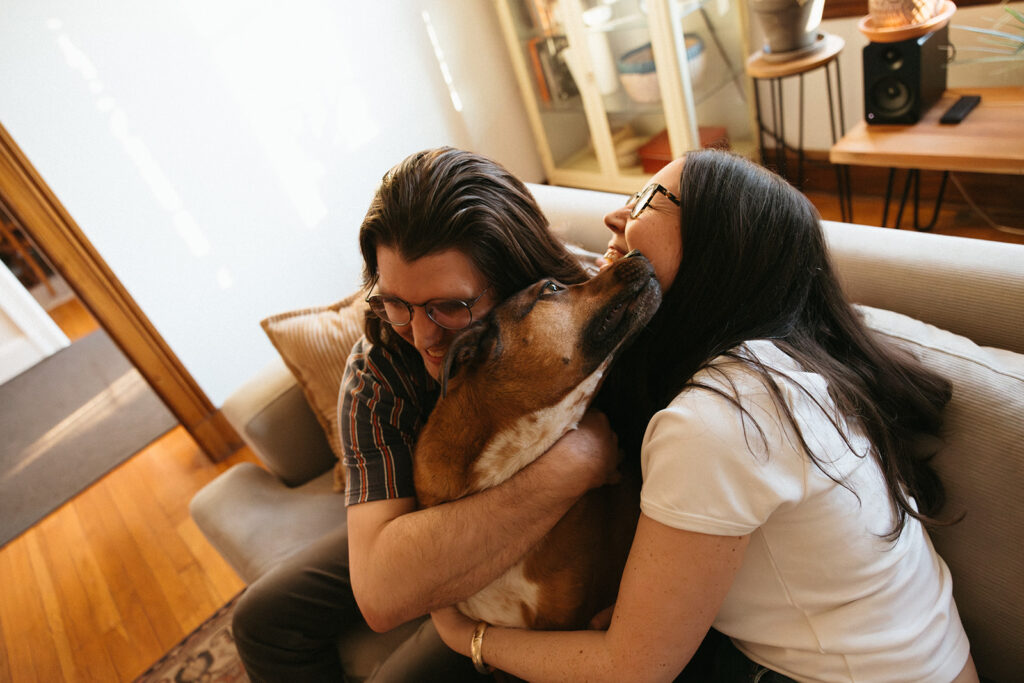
xmin=955 ymin=26 xmax=1024 ymax=43
xmin=1004 ymin=6 xmax=1024 ymax=26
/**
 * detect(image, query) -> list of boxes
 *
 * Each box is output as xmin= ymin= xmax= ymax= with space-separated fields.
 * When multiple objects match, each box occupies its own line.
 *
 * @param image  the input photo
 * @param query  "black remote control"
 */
xmin=940 ymin=95 xmax=981 ymax=124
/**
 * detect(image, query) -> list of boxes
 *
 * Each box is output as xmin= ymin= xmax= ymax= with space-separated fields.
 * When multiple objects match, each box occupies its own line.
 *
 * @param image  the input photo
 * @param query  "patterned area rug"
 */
xmin=134 ymin=593 xmax=249 ymax=682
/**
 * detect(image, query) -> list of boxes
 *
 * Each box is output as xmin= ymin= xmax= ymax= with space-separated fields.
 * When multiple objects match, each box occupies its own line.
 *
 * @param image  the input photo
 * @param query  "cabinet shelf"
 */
xmin=535 ymin=95 xmax=584 ymax=114
xmin=496 ymin=0 xmax=757 ymax=192
xmin=587 ymin=12 xmax=647 ymax=33
xmin=601 ymin=89 xmax=663 ymax=116
xmin=673 ymin=0 xmax=717 ymax=19
xmin=585 ymin=0 xmax=714 ymax=35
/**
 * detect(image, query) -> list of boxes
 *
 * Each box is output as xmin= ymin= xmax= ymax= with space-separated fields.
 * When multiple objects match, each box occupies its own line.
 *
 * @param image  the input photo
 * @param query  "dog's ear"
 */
xmin=440 ymin=319 xmax=501 ymax=398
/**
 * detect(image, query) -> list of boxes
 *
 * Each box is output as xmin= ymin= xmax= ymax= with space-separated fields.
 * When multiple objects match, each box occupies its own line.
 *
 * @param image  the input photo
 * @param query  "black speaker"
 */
xmin=863 ymin=25 xmax=949 ymax=124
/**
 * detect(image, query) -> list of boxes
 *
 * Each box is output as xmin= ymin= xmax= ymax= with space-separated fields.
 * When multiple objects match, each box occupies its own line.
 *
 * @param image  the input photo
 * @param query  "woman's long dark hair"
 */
xmin=358 ymin=147 xmax=588 ymax=347
xmin=600 ymin=149 xmax=952 ymax=540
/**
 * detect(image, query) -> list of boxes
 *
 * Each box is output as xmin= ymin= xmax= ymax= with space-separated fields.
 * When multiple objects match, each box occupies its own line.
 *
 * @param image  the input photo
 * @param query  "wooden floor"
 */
xmin=0 ymin=300 xmax=260 ymax=682
xmin=1 ymin=187 xmax=1020 ymax=682
xmin=45 ymin=299 xmax=104 ymax=343
xmin=806 ymin=189 xmax=1024 ymax=246
xmin=0 ymin=430 xmax=259 ymax=682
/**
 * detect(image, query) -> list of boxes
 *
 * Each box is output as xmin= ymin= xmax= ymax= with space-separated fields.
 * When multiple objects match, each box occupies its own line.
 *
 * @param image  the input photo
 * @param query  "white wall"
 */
xmin=748 ymin=2 xmax=1024 ymax=151
xmin=0 ymin=0 xmax=544 ymax=405
xmin=0 ymin=260 xmax=69 ymax=384
xmin=4 ymin=2 xmax=1015 ymax=404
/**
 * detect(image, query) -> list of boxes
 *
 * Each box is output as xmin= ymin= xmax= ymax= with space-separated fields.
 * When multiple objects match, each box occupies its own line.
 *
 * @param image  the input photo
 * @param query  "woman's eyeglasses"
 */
xmin=364 ymin=279 xmax=490 ymax=330
xmin=625 ymin=182 xmax=681 ymax=219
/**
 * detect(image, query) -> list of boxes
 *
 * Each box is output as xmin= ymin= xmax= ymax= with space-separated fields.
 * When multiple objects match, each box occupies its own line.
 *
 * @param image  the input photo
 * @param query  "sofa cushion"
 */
xmin=827 ymin=223 xmax=1024 ymax=356
xmin=189 ymin=463 xmax=344 ymax=582
xmin=857 ymin=305 xmax=1024 ymax=682
xmin=221 ymin=365 xmax=337 ymax=487
xmin=260 ymin=292 xmax=368 ymax=465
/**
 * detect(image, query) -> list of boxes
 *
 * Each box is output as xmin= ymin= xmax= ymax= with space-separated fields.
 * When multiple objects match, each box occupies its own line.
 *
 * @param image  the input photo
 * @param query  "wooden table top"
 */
xmin=746 ymin=33 xmax=845 ymax=80
xmin=829 ymin=87 xmax=1024 ymax=175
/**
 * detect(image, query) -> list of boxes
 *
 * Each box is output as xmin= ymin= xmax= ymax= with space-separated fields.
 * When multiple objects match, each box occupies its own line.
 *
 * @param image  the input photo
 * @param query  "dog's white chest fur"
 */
xmin=470 ymin=360 xmax=609 ymax=492
xmin=458 ymin=562 xmax=540 ymax=628
xmin=459 ymin=360 xmax=610 ymax=628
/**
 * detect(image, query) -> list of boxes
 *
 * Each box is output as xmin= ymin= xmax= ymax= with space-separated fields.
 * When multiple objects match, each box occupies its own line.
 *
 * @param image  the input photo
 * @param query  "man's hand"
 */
xmin=548 ymin=408 xmax=622 ymax=492
xmin=431 ymin=606 xmax=475 ymax=657
xmin=588 ymin=604 xmax=615 ymax=630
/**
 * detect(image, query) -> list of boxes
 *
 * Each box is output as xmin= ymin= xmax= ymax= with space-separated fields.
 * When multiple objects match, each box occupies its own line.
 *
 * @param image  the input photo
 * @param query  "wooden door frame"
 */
xmin=0 ymin=122 xmax=240 ymax=461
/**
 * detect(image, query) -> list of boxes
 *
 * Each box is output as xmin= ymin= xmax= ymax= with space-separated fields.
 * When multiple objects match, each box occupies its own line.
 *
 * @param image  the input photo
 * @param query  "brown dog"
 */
xmin=413 ymin=252 xmax=661 ymax=630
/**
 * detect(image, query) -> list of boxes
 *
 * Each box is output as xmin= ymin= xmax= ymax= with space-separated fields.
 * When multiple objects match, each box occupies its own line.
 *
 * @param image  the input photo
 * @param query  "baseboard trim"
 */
xmin=760 ymin=148 xmax=1024 ymax=211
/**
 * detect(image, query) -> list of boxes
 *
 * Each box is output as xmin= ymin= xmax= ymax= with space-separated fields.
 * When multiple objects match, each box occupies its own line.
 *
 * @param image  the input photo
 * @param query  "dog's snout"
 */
xmin=580 ymin=249 xmax=661 ymax=359
xmin=611 ymin=251 xmax=655 ymax=283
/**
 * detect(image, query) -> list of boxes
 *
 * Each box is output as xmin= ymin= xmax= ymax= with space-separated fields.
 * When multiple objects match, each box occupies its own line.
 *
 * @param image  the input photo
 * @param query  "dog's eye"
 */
xmin=540 ymin=281 xmax=564 ymax=297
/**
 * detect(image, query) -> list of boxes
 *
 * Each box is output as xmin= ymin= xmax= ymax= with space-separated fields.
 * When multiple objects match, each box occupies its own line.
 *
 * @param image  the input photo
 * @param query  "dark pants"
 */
xmin=231 ymin=526 xmax=789 ymax=683
xmin=678 ymin=629 xmax=797 ymax=683
xmin=231 ymin=524 xmax=487 ymax=682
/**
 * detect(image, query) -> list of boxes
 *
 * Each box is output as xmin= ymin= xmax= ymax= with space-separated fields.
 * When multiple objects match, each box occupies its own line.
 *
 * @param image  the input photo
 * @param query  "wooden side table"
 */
xmin=830 ymin=86 xmax=1024 ymax=230
xmin=747 ymin=33 xmax=850 ymax=221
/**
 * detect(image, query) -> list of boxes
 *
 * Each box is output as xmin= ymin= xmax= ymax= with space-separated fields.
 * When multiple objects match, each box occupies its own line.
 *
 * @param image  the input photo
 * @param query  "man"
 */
xmin=233 ymin=148 xmax=619 ymax=681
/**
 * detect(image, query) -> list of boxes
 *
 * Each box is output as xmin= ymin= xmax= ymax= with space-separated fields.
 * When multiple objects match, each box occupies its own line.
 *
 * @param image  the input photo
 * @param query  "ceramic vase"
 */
xmin=748 ymin=0 xmax=826 ymax=54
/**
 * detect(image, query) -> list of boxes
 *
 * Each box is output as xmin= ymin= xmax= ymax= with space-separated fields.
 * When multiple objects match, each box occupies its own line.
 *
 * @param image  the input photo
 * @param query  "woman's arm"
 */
xmin=348 ymin=409 xmax=622 ymax=633
xmin=433 ymin=513 xmax=749 ymax=682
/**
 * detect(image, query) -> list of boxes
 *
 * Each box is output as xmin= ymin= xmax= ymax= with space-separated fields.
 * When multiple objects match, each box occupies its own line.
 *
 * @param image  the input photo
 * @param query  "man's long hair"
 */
xmin=358 ymin=147 xmax=588 ymax=347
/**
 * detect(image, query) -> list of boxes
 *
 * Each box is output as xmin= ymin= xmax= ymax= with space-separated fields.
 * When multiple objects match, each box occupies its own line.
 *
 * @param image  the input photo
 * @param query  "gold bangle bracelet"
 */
xmin=471 ymin=620 xmax=494 ymax=674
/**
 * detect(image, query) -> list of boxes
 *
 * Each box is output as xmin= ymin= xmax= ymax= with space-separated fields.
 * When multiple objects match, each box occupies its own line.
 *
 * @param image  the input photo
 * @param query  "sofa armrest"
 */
xmin=220 ymin=356 xmax=337 ymax=486
xmin=189 ymin=463 xmax=343 ymax=582
xmin=823 ymin=221 xmax=1024 ymax=355
xmin=529 ymin=182 xmax=619 ymax=254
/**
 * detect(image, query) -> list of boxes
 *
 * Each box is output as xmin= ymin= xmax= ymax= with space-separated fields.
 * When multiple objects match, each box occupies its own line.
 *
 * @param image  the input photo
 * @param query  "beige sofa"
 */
xmin=191 ymin=182 xmax=1024 ymax=682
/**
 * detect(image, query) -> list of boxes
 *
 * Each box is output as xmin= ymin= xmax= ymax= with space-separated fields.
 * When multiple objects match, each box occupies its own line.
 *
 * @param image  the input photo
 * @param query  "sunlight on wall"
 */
xmin=1 ymin=1 xmax=544 ymax=405
xmin=423 ymin=10 xmax=464 ymax=113
xmin=181 ymin=0 xmax=380 ymax=231
xmin=49 ymin=18 xmax=217 ymax=264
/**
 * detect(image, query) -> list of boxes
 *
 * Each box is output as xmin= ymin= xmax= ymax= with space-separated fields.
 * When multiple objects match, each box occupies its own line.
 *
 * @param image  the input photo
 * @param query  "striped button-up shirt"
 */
xmin=339 ymin=336 xmax=439 ymax=506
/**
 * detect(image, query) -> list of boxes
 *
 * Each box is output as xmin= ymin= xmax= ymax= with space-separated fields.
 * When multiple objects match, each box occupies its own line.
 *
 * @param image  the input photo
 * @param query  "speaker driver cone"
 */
xmin=870 ymin=76 xmax=912 ymax=114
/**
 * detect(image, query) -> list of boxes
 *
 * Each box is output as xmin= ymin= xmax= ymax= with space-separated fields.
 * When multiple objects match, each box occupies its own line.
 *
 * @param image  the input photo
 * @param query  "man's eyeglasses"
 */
xmin=625 ymin=182 xmax=681 ymax=219
xmin=364 ymin=278 xmax=491 ymax=330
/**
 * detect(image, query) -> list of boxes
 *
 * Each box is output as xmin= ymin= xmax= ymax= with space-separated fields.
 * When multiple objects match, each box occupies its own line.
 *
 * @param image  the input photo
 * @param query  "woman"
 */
xmin=233 ymin=147 xmax=622 ymax=681
xmin=432 ymin=150 xmax=979 ymax=682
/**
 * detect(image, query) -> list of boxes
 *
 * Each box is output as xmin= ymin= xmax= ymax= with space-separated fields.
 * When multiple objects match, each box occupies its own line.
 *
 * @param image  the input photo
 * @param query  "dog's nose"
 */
xmin=612 ymin=250 xmax=655 ymax=283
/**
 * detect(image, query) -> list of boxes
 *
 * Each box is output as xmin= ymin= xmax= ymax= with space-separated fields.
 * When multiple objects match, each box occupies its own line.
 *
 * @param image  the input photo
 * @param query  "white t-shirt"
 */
xmin=640 ymin=340 xmax=970 ymax=683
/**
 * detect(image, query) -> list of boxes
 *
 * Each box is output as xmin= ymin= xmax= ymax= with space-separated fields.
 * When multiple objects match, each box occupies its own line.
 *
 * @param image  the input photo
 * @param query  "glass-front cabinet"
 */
xmin=495 ymin=0 xmax=756 ymax=194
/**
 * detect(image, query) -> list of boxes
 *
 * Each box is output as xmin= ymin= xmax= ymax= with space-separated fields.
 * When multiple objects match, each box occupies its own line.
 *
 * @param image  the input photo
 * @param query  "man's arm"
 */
xmin=348 ymin=410 xmax=619 ymax=632
xmin=431 ymin=516 xmax=750 ymax=682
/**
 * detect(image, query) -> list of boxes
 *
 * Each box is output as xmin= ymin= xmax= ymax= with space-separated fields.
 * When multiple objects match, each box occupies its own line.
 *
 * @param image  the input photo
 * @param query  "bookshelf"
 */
xmin=495 ymin=0 xmax=758 ymax=194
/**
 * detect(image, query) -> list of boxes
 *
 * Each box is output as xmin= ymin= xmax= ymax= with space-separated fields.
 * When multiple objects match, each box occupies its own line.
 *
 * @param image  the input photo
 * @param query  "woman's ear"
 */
xmin=440 ymin=320 xmax=501 ymax=398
